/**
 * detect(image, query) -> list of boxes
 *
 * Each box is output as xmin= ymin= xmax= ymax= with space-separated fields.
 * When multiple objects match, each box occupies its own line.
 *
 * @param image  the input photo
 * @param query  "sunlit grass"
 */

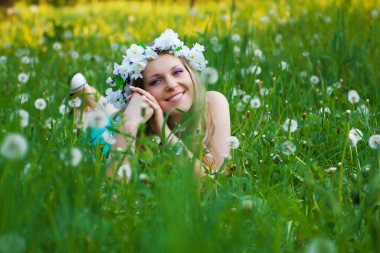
xmin=0 ymin=0 xmax=380 ymax=252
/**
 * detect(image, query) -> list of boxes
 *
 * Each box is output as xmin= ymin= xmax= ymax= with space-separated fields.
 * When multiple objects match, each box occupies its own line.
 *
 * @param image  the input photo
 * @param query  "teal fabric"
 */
xmin=86 ymin=116 xmax=119 ymax=157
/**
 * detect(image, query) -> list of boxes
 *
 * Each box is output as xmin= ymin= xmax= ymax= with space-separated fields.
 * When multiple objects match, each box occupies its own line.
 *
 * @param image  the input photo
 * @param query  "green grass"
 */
xmin=0 ymin=0 xmax=380 ymax=252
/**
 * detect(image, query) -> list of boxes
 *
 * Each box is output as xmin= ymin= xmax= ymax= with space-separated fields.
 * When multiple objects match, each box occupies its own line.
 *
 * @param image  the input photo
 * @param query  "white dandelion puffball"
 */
xmin=348 ymin=90 xmax=360 ymax=104
xmin=305 ymin=237 xmax=336 ymax=253
xmin=59 ymin=104 xmax=69 ymax=115
xmin=21 ymin=56 xmax=31 ymax=64
xmin=371 ymin=9 xmax=378 ymax=18
xmin=348 ymin=128 xmax=363 ymax=147
xmin=118 ymin=164 xmax=132 ymax=180
xmin=18 ymin=73 xmax=29 ymax=84
xmin=250 ymin=97 xmax=261 ymax=109
xmin=319 ymin=107 xmax=331 ymax=116
xmin=242 ymin=95 xmax=251 ymax=103
xmin=357 ymin=104 xmax=369 ymax=115
xmin=17 ymin=93 xmax=30 ymax=104
xmin=68 ymin=97 xmax=82 ymax=108
xmin=369 ymin=135 xmax=380 ymax=150
xmin=201 ymin=67 xmax=219 ymax=84
xmin=102 ymin=131 xmax=116 ymax=145
xmin=0 ymin=133 xmax=28 ymax=159
xmin=279 ymin=61 xmax=288 ymax=71
xmin=87 ymin=110 xmax=108 ymax=128
xmin=34 ymin=98 xmax=47 ymax=110
xmin=281 ymin=141 xmax=296 ymax=156
xmin=249 ymin=65 xmax=262 ymax=75
xmin=70 ymin=147 xmax=82 ymax=166
xmin=260 ymin=88 xmax=269 ymax=96
xmin=282 ymin=118 xmax=298 ymax=133
xmin=226 ymin=136 xmax=240 ymax=149
xmin=44 ymin=118 xmax=56 ymax=129
xmin=310 ymin=75 xmax=319 ymax=84
xmin=53 ymin=42 xmax=62 ymax=50
xmin=326 ymin=86 xmax=334 ymax=96
xmin=18 ymin=109 xmax=29 ymax=128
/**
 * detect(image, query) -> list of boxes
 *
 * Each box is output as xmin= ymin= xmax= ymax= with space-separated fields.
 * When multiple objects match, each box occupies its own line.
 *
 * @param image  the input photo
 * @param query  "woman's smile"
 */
xmin=165 ymin=90 xmax=186 ymax=103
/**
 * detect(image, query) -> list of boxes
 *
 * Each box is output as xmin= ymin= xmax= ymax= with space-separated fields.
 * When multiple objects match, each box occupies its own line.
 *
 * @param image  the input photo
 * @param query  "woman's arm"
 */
xmin=204 ymin=91 xmax=231 ymax=171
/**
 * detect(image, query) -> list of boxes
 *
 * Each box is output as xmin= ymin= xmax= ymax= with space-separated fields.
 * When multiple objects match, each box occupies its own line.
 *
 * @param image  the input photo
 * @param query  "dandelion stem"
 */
xmin=339 ymin=122 xmax=350 ymax=205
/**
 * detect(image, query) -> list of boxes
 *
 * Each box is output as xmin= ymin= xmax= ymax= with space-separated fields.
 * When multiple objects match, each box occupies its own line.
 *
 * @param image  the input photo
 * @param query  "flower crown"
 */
xmin=105 ymin=29 xmax=208 ymax=109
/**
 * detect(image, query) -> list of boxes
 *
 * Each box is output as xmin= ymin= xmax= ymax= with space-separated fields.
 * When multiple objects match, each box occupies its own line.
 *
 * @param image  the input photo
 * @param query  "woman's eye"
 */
xmin=150 ymin=79 xmax=160 ymax=85
xmin=174 ymin=70 xmax=183 ymax=75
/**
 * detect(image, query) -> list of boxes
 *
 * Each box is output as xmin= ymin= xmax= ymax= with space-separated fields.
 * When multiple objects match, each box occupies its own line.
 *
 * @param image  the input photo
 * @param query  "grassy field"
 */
xmin=1 ymin=0 xmax=380 ymax=252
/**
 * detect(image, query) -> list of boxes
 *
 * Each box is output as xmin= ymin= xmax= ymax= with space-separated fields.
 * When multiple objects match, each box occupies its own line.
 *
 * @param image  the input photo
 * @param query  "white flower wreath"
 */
xmin=105 ymin=29 xmax=208 ymax=109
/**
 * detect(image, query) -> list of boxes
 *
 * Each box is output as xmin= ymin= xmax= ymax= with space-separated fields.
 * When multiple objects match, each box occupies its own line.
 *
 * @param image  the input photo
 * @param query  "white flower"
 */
xmin=279 ymin=61 xmax=288 ymax=71
xmin=0 ymin=133 xmax=28 ymax=159
xmin=348 ymin=90 xmax=360 ymax=104
xmin=249 ymin=65 xmax=261 ymax=75
xmin=44 ymin=117 xmax=56 ymax=129
xmin=21 ymin=56 xmax=31 ymax=64
xmin=274 ymin=34 xmax=283 ymax=44
xmin=17 ymin=109 xmax=29 ymax=128
xmin=250 ymin=97 xmax=261 ymax=108
xmin=226 ymin=136 xmax=240 ymax=149
xmin=300 ymin=71 xmax=308 ymax=78
xmin=242 ymin=95 xmax=251 ymax=103
xmin=53 ymin=42 xmax=62 ymax=51
xmin=254 ymin=49 xmax=263 ymax=59
xmin=17 ymin=93 xmax=29 ymax=104
xmin=201 ymin=67 xmax=219 ymax=84
xmin=236 ymin=102 xmax=245 ymax=112
xmin=357 ymin=104 xmax=369 ymax=115
xmin=102 ymin=131 xmax=116 ymax=145
xmin=233 ymin=46 xmax=241 ymax=54
xmin=348 ymin=128 xmax=363 ymax=147
xmin=326 ymin=86 xmax=334 ymax=96
xmin=232 ymin=34 xmax=241 ymax=42
xmin=18 ymin=73 xmax=29 ymax=84
xmin=371 ymin=9 xmax=378 ymax=18
xmin=310 ymin=75 xmax=319 ymax=84
xmin=0 ymin=55 xmax=7 ymax=64
xmin=70 ymin=51 xmax=79 ymax=59
xmin=319 ymin=107 xmax=331 ymax=116
xmin=87 ymin=110 xmax=108 ymax=128
xmin=368 ymin=135 xmax=380 ymax=149
xmin=260 ymin=88 xmax=269 ymax=96
xmin=59 ymin=104 xmax=69 ymax=115
xmin=34 ymin=98 xmax=47 ymax=110
xmin=68 ymin=97 xmax=82 ymax=108
xmin=282 ymin=118 xmax=298 ymax=133
xmin=118 ymin=164 xmax=132 ymax=180
xmin=281 ymin=141 xmax=296 ymax=156
xmin=70 ymin=147 xmax=82 ymax=166
xmin=333 ymin=81 xmax=342 ymax=89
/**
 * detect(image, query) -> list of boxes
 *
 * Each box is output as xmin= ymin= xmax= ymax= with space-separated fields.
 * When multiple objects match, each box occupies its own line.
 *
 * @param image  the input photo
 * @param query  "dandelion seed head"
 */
xmin=52 ymin=42 xmax=62 ymax=51
xmin=310 ymin=75 xmax=319 ymax=84
xmin=70 ymin=147 xmax=82 ymax=166
xmin=250 ymin=97 xmax=261 ymax=109
xmin=281 ymin=141 xmax=296 ymax=156
xmin=87 ymin=110 xmax=108 ymax=128
xmin=21 ymin=56 xmax=31 ymax=64
xmin=226 ymin=136 xmax=240 ymax=149
xmin=17 ymin=109 xmax=29 ymax=128
xmin=0 ymin=133 xmax=28 ymax=159
xmin=282 ymin=118 xmax=298 ymax=133
xmin=201 ymin=67 xmax=219 ymax=84
xmin=34 ymin=98 xmax=47 ymax=110
xmin=68 ymin=97 xmax=82 ymax=108
xmin=18 ymin=73 xmax=29 ymax=84
xmin=348 ymin=90 xmax=360 ymax=104
xmin=369 ymin=134 xmax=380 ymax=150
xmin=118 ymin=164 xmax=132 ymax=180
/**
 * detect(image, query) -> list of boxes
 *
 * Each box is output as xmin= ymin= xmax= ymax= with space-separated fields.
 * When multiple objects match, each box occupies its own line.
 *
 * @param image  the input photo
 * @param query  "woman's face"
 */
xmin=142 ymin=54 xmax=194 ymax=114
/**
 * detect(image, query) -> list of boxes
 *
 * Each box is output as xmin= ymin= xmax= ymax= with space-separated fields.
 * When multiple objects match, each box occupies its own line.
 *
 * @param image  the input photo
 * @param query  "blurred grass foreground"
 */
xmin=1 ymin=0 xmax=380 ymax=252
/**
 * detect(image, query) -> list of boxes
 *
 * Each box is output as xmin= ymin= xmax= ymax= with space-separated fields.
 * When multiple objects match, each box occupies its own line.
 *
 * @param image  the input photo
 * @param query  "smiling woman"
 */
xmin=70 ymin=29 xmax=231 ymax=178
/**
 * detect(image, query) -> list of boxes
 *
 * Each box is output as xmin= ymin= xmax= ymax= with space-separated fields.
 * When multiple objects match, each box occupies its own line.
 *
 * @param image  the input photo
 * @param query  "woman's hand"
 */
xmin=120 ymin=91 xmax=154 ymax=130
xmin=129 ymin=86 xmax=168 ymax=137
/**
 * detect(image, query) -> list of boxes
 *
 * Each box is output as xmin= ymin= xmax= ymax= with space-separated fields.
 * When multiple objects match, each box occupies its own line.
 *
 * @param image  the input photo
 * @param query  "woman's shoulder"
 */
xmin=206 ymin=91 xmax=229 ymax=107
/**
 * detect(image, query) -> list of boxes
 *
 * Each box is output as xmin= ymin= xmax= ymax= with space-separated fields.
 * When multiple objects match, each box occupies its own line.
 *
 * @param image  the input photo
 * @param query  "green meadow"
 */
xmin=1 ymin=0 xmax=380 ymax=252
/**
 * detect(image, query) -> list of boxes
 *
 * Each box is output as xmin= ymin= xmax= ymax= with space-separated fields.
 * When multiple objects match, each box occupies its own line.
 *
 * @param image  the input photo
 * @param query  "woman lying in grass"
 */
xmin=69 ymin=29 xmax=231 ymax=177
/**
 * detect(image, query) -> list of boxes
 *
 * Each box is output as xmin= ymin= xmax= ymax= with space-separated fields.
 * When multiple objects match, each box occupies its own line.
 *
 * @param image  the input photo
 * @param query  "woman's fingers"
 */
xmin=130 ymin=86 xmax=158 ymax=104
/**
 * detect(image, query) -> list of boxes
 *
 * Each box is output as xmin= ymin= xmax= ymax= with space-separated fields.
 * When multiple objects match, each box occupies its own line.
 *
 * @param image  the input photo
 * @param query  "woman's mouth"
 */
xmin=165 ymin=91 xmax=185 ymax=103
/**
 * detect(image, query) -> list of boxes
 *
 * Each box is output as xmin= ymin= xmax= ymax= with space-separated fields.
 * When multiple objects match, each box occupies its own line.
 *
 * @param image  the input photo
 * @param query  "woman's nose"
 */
xmin=166 ymin=77 xmax=178 ymax=90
